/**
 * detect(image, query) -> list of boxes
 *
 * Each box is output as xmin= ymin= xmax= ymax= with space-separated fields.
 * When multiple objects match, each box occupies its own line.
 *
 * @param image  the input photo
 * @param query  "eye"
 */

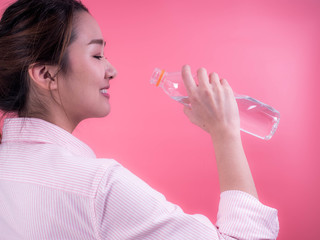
xmin=94 ymin=56 xmax=103 ymax=60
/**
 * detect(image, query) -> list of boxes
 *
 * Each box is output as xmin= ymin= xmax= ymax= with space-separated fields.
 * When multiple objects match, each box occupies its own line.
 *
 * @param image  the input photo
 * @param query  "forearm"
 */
xmin=211 ymin=132 xmax=258 ymax=199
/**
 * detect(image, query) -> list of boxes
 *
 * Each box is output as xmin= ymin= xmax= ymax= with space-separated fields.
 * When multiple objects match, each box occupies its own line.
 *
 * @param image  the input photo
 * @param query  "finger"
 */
xmin=209 ymin=72 xmax=221 ymax=88
xmin=220 ymin=78 xmax=230 ymax=88
xmin=220 ymin=78 xmax=235 ymax=96
xmin=182 ymin=65 xmax=196 ymax=95
xmin=197 ymin=67 xmax=210 ymax=89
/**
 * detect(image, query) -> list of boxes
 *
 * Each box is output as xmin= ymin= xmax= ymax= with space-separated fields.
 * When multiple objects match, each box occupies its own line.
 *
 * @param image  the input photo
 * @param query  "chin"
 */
xmin=85 ymin=104 xmax=110 ymax=119
xmin=97 ymin=108 xmax=111 ymax=118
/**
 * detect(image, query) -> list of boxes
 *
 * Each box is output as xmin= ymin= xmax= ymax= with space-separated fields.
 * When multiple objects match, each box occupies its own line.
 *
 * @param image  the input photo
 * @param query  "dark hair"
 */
xmin=0 ymin=0 xmax=89 ymax=141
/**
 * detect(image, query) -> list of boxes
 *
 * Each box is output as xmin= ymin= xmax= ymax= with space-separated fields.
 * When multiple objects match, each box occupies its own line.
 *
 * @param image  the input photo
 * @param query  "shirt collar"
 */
xmin=1 ymin=117 xmax=96 ymax=159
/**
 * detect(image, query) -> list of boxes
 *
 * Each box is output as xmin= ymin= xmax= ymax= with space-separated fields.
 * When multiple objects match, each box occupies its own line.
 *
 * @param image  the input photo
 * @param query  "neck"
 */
xmin=22 ymin=106 xmax=79 ymax=134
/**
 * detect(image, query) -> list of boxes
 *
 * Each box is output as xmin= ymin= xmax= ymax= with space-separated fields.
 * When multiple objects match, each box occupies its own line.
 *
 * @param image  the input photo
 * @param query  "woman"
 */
xmin=0 ymin=0 xmax=279 ymax=239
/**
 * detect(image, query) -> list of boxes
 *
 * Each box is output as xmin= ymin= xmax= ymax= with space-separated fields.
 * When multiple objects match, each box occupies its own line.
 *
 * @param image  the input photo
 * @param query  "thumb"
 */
xmin=183 ymin=106 xmax=195 ymax=122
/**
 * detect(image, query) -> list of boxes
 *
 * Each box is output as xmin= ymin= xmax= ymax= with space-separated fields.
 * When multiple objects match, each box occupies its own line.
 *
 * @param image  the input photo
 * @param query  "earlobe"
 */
xmin=28 ymin=64 xmax=58 ymax=90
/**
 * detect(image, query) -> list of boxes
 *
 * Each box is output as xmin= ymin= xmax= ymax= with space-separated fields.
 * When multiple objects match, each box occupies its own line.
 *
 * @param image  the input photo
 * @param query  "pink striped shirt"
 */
xmin=0 ymin=117 xmax=279 ymax=239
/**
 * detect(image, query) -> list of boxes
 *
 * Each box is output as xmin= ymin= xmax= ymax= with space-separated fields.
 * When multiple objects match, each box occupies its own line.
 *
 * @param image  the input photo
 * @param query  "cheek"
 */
xmin=81 ymin=58 xmax=105 ymax=81
xmin=59 ymin=58 xmax=105 ymax=98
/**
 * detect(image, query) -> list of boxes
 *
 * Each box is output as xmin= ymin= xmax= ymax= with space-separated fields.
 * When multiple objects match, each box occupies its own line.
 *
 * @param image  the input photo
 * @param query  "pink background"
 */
xmin=1 ymin=0 xmax=320 ymax=239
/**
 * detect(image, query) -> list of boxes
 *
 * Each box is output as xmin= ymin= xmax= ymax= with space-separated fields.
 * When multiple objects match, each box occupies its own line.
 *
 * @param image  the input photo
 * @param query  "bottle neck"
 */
xmin=150 ymin=68 xmax=167 ymax=87
xmin=156 ymin=70 xmax=166 ymax=86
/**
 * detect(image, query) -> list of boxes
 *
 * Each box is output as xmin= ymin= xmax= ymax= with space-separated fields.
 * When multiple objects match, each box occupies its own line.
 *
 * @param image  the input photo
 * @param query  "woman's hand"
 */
xmin=181 ymin=65 xmax=240 ymax=141
xmin=182 ymin=65 xmax=258 ymax=198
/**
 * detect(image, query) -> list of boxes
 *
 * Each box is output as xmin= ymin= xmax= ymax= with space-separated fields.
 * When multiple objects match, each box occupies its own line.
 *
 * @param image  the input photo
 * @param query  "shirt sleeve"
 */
xmin=93 ymin=160 xmax=279 ymax=240
xmin=216 ymin=190 xmax=279 ymax=239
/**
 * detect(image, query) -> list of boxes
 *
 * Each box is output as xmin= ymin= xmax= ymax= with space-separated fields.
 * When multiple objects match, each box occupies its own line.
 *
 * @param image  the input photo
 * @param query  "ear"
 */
xmin=28 ymin=64 xmax=59 ymax=91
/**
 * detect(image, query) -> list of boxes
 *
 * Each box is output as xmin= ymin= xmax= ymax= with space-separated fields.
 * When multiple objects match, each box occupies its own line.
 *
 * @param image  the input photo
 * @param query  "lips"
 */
xmin=100 ymin=86 xmax=110 ymax=98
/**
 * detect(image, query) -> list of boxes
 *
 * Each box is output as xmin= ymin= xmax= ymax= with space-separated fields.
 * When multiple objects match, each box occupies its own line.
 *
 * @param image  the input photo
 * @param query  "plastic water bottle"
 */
xmin=150 ymin=68 xmax=280 ymax=140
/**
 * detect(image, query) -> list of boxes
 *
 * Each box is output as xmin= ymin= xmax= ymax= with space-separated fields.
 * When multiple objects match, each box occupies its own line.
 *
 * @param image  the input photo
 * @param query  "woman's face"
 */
xmin=57 ymin=11 xmax=117 ymax=124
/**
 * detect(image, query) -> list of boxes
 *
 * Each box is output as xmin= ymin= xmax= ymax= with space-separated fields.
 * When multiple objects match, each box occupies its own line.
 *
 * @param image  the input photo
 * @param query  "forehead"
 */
xmin=73 ymin=12 xmax=103 ymax=45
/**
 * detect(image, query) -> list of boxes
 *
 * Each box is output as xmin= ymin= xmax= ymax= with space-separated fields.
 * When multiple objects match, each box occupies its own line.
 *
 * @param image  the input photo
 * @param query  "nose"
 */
xmin=105 ymin=61 xmax=117 ymax=80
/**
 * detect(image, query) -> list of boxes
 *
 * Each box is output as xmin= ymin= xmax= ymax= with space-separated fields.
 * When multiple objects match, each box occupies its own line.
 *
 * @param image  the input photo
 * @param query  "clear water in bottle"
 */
xmin=150 ymin=68 xmax=280 ymax=140
xmin=234 ymin=94 xmax=279 ymax=140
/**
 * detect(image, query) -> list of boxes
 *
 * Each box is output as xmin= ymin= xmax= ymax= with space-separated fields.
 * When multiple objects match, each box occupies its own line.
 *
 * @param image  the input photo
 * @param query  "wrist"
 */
xmin=209 ymin=127 xmax=241 ymax=144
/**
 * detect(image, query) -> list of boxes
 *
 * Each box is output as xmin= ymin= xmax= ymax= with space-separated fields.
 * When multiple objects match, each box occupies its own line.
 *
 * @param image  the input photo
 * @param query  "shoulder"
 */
xmin=50 ymin=154 xmax=122 ymax=198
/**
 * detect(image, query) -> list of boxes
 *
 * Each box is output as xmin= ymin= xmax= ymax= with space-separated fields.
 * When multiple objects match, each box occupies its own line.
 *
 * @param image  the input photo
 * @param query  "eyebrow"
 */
xmin=87 ymin=39 xmax=106 ymax=46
